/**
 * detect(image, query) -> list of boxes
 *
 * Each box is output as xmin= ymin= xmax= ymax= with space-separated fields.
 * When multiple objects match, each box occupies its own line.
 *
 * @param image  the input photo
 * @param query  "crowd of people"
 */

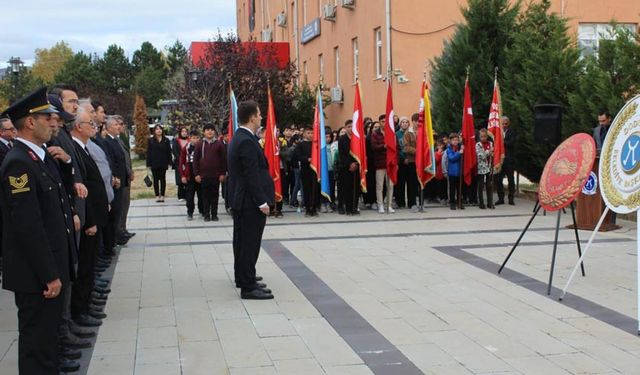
xmin=165 ymin=111 xmax=517 ymax=222
xmin=0 ymin=85 xmax=135 ymax=374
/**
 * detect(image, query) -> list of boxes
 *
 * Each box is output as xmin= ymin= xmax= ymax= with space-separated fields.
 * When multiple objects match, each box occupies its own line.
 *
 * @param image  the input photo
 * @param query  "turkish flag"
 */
xmin=350 ymin=83 xmax=368 ymax=193
xmin=461 ymin=79 xmax=477 ymax=186
xmin=384 ymin=80 xmax=398 ymax=184
xmin=263 ymin=85 xmax=282 ymax=202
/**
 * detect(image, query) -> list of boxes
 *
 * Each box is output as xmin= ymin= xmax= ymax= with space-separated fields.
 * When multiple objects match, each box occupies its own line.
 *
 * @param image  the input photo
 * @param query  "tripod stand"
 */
xmin=498 ymin=200 xmax=586 ymax=295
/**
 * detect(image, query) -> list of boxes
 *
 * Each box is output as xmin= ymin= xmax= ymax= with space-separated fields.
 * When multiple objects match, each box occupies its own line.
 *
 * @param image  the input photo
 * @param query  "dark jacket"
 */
xmin=292 ymin=140 xmax=312 ymax=169
xmin=193 ymin=139 xmax=227 ymax=179
xmin=73 ymin=141 xmax=109 ymax=229
xmin=338 ymin=134 xmax=356 ymax=170
xmin=371 ymin=131 xmax=386 ymax=170
xmin=146 ymin=136 xmax=173 ymax=170
xmin=103 ymin=134 xmax=129 ymax=187
xmin=0 ymin=140 xmax=75 ymax=293
xmin=503 ymin=127 xmax=517 ymax=168
xmin=0 ymin=141 xmax=9 ymax=163
xmin=227 ymin=127 xmax=275 ymax=210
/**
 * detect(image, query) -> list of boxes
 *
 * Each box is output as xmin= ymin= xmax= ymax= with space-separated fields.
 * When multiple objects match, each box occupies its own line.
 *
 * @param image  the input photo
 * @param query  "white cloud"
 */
xmin=0 ymin=0 xmax=237 ymax=65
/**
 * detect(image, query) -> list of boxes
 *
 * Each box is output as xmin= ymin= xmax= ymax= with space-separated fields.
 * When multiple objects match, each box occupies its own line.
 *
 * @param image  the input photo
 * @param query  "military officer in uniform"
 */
xmin=0 ymin=87 xmax=76 ymax=374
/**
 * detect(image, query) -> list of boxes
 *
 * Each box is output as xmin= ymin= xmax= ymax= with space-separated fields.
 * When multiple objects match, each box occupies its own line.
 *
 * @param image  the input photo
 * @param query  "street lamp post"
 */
xmin=7 ymin=56 xmax=24 ymax=100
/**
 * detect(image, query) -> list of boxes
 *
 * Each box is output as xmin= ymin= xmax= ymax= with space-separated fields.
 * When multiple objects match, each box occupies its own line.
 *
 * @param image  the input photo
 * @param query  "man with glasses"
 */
xmin=0 ymin=87 xmax=76 ymax=374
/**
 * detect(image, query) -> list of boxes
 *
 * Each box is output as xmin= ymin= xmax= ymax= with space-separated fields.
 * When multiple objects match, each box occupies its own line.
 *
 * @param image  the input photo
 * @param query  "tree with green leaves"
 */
xmin=166 ymin=40 xmax=188 ymax=74
xmin=0 ymin=66 xmax=41 ymax=106
xmin=502 ymin=0 xmax=582 ymax=182
xmin=31 ymin=41 xmax=74 ymax=85
xmin=134 ymin=67 xmax=166 ymax=108
xmin=430 ymin=0 xmax=520 ymax=134
xmin=567 ymin=25 xmax=640 ymax=133
xmin=132 ymin=41 xmax=165 ymax=75
xmin=95 ymin=44 xmax=132 ymax=95
xmin=54 ymin=51 xmax=100 ymax=95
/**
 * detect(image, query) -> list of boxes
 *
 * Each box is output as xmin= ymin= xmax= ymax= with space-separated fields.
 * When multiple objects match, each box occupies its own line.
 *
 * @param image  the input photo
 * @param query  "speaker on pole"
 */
xmin=534 ymin=104 xmax=562 ymax=145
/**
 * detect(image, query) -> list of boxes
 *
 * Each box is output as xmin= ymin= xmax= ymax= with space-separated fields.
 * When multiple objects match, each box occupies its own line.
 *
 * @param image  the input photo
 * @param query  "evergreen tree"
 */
xmin=134 ymin=67 xmax=166 ymax=108
xmin=502 ymin=0 xmax=582 ymax=182
xmin=166 ymin=40 xmax=188 ymax=74
xmin=133 ymin=95 xmax=150 ymax=159
xmin=54 ymin=52 xmax=100 ymax=94
xmin=430 ymin=0 xmax=519 ymax=134
xmin=567 ymin=25 xmax=640 ymax=131
xmin=96 ymin=44 xmax=132 ymax=95
xmin=132 ymin=41 xmax=165 ymax=75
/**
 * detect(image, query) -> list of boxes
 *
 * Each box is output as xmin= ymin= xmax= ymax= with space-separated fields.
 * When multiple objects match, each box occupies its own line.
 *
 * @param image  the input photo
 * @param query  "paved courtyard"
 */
xmin=1 ymin=197 xmax=639 ymax=374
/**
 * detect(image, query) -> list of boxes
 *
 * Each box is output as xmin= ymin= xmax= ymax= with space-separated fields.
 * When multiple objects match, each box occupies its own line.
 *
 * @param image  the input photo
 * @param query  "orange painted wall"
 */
xmin=236 ymin=0 xmax=640 ymax=128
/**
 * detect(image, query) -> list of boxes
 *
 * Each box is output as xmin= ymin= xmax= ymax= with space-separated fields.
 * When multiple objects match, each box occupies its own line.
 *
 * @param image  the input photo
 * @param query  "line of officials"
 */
xmin=0 ymin=85 xmax=135 ymax=374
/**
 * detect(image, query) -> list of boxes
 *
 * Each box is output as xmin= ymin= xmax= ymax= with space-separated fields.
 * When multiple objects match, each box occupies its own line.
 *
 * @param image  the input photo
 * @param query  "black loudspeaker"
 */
xmin=533 ymin=104 xmax=562 ymax=145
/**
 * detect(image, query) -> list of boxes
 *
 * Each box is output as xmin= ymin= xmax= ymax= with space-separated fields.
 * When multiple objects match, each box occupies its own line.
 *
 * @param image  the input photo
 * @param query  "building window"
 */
xmin=319 ymin=53 xmax=324 ymax=80
xmin=303 ymin=60 xmax=308 ymax=83
xmin=352 ymin=38 xmax=359 ymax=83
xmin=334 ymin=46 xmax=340 ymax=87
xmin=578 ymin=23 xmax=637 ymax=58
xmin=374 ymin=27 xmax=383 ymax=79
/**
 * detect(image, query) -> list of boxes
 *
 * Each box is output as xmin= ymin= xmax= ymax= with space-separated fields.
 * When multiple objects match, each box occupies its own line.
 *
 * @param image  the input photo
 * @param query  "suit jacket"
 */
xmin=0 ymin=140 xmax=75 ymax=293
xmin=593 ymin=125 xmax=608 ymax=151
xmin=73 ymin=142 xmax=109 ymax=229
xmin=227 ymin=127 xmax=275 ymax=210
xmin=503 ymin=127 xmax=517 ymax=168
xmin=103 ymin=135 xmax=128 ymax=187
xmin=0 ymin=141 xmax=9 ymax=164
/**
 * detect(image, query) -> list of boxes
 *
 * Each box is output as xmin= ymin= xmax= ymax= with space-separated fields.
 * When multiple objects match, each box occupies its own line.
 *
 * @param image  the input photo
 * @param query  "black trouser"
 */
xmin=185 ymin=177 xmax=203 ymax=216
xmin=435 ymin=178 xmax=448 ymax=201
xmin=71 ymin=230 xmax=100 ymax=316
xmin=151 ymin=168 xmax=167 ymax=196
xmin=326 ymin=170 xmax=336 ymax=206
xmin=364 ymin=169 xmax=376 ymax=205
xmin=104 ymin=187 xmax=123 ymax=250
xmin=201 ymin=177 xmax=220 ymax=219
xmin=449 ymin=176 xmax=462 ymax=206
xmin=395 ymin=161 xmax=407 ymax=208
xmin=406 ymin=162 xmax=418 ymax=208
xmin=233 ymin=208 xmax=267 ymax=292
xmin=280 ymin=168 xmax=289 ymax=203
xmin=301 ymin=166 xmax=320 ymax=214
xmin=339 ymin=168 xmax=360 ymax=213
xmin=175 ymin=169 xmax=186 ymax=200
xmin=221 ymin=178 xmax=229 ymax=211
xmin=477 ymin=173 xmax=494 ymax=207
xmin=15 ymin=291 xmax=63 ymax=375
xmin=495 ymin=165 xmax=515 ymax=202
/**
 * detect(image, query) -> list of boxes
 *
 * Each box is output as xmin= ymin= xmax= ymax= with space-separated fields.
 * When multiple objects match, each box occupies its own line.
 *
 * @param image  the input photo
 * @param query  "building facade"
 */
xmin=236 ymin=0 xmax=639 ymax=128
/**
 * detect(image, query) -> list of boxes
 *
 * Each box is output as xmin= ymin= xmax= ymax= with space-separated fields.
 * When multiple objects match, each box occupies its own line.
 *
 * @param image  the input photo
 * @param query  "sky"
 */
xmin=1 ymin=0 xmax=237 ymax=66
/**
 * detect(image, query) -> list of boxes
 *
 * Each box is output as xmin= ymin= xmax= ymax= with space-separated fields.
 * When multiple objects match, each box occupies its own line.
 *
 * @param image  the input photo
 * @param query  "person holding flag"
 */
xmin=293 ymin=127 xmax=319 ymax=217
xmin=338 ymin=120 xmax=360 ymax=215
xmin=350 ymin=81 xmax=368 ymax=199
xmin=263 ymin=84 xmax=284 ymax=218
xmin=415 ymin=80 xmax=436 ymax=210
xmin=310 ymin=87 xmax=331 ymax=214
xmin=460 ymin=72 xmax=477 ymax=207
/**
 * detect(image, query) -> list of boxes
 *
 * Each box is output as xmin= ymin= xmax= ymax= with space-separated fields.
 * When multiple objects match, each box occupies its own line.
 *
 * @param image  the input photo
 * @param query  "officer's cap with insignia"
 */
xmin=0 ymin=87 xmax=58 ymax=122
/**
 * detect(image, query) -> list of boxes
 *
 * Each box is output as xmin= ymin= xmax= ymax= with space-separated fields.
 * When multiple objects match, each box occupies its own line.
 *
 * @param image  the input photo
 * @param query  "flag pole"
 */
xmin=459 ymin=67 xmax=470 ymax=209
xmin=353 ymin=68 xmax=359 ymax=214
xmin=420 ymin=66 xmax=427 ymax=212
xmin=387 ymin=67 xmax=392 ymax=214
xmin=313 ymin=75 xmax=324 ymax=215
xmin=490 ymin=67 xmax=498 ymax=179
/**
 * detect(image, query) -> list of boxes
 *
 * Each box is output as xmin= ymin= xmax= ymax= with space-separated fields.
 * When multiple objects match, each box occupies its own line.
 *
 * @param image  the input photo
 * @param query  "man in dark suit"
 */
xmin=227 ymin=100 xmax=275 ymax=300
xmin=102 ymin=116 xmax=129 ymax=251
xmin=593 ymin=110 xmax=612 ymax=153
xmin=495 ymin=116 xmax=517 ymax=206
xmin=0 ymin=87 xmax=76 ymax=375
xmin=69 ymin=108 xmax=109 ymax=327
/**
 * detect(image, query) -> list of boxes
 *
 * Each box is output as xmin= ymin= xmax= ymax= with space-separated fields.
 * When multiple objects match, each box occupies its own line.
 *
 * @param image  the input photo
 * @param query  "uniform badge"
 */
xmin=9 ymin=173 xmax=30 ymax=194
xmin=28 ymin=150 xmax=38 ymax=161
xmin=600 ymin=95 xmax=640 ymax=214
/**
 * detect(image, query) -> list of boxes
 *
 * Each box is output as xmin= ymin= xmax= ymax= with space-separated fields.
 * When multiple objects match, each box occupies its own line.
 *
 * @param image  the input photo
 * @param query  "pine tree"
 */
xmin=502 ymin=0 xmax=582 ymax=182
xmin=134 ymin=95 xmax=150 ymax=159
xmin=96 ymin=44 xmax=132 ymax=95
xmin=430 ymin=0 xmax=519 ymax=134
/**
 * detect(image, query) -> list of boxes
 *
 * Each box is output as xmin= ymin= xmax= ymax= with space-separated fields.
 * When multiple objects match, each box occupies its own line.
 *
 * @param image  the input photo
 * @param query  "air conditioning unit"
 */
xmin=331 ymin=87 xmax=343 ymax=103
xmin=276 ymin=12 xmax=287 ymax=27
xmin=323 ymin=4 xmax=337 ymax=21
xmin=261 ymin=29 xmax=273 ymax=42
xmin=341 ymin=0 xmax=355 ymax=8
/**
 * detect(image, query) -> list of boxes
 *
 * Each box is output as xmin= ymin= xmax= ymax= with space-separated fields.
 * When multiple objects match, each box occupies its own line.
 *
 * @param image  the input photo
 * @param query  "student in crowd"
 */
xmin=193 ymin=124 xmax=227 ymax=222
xmin=434 ymin=140 xmax=448 ymax=204
xmin=404 ymin=114 xmax=419 ymax=211
xmin=338 ymin=120 xmax=360 ymax=215
xmin=293 ymin=127 xmax=320 ymax=217
xmin=172 ymin=126 xmax=189 ymax=201
xmin=371 ymin=120 xmax=394 ymax=214
xmin=146 ymin=125 xmax=173 ymax=202
xmin=180 ymin=130 xmax=204 ymax=220
xmin=395 ymin=116 xmax=409 ymax=208
xmin=363 ymin=119 xmax=377 ymax=209
xmin=447 ymin=133 xmax=464 ymax=210
xmin=476 ymin=128 xmax=495 ymax=209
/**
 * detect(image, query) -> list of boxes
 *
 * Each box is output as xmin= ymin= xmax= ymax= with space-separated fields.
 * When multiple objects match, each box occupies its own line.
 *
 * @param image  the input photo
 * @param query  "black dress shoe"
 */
xmin=116 ymin=237 xmax=129 ymax=246
xmin=89 ymin=303 xmax=104 ymax=312
xmin=70 ymin=326 xmax=96 ymax=339
xmin=94 ymin=286 xmax=111 ymax=294
xmin=89 ymin=310 xmax=107 ymax=320
xmin=256 ymin=282 xmax=267 ymax=288
xmin=259 ymin=287 xmax=272 ymax=294
xmin=94 ymin=280 xmax=109 ymax=288
xmin=91 ymin=291 xmax=108 ymax=300
xmin=203 ymin=217 xmax=211 ymax=222
xmin=96 ymin=260 xmax=110 ymax=267
xmin=95 ymin=277 xmax=110 ymax=283
xmin=60 ymin=334 xmax=93 ymax=348
xmin=241 ymin=289 xmax=274 ymax=300
xmin=60 ymin=346 xmax=82 ymax=360
xmin=255 ymin=276 xmax=263 ymax=282
xmin=126 ymin=232 xmax=136 ymax=238
xmin=73 ymin=314 xmax=103 ymax=327
xmin=212 ymin=215 xmax=219 ymax=221
xmin=59 ymin=359 xmax=80 ymax=372
xmin=91 ymin=298 xmax=106 ymax=306
xmin=495 ymin=199 xmax=505 ymax=206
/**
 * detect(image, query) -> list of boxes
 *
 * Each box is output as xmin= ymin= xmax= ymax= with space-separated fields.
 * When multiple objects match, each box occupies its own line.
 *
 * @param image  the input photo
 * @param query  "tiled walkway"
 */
xmin=1 ymin=198 xmax=639 ymax=374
